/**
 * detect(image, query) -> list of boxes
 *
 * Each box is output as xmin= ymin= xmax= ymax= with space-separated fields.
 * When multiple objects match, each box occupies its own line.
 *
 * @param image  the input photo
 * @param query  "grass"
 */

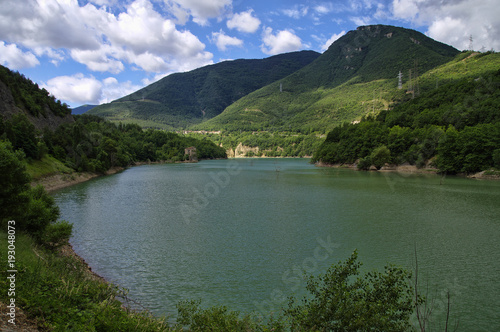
xmin=0 ymin=231 xmax=176 ymax=331
xmin=26 ymin=155 xmax=73 ymax=180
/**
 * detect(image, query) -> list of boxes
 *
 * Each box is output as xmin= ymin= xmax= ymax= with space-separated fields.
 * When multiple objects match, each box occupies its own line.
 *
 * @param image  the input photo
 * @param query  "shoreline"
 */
xmin=315 ymin=161 xmax=500 ymax=180
xmin=315 ymin=161 xmax=439 ymax=174
xmin=32 ymin=167 xmax=125 ymax=193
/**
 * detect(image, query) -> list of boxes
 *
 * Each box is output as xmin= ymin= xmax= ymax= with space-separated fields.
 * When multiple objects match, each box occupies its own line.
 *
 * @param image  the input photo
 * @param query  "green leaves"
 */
xmin=371 ymin=145 xmax=391 ymax=170
xmin=286 ymin=250 xmax=415 ymax=332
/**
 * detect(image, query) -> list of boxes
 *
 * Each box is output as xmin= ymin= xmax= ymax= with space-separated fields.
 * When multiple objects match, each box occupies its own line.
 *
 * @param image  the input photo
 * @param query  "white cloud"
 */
xmin=141 ymin=72 xmax=171 ymax=86
xmin=211 ymin=30 xmax=243 ymax=51
xmin=33 ymin=47 xmax=65 ymax=66
xmin=314 ymin=4 xmax=333 ymax=15
xmin=391 ymin=0 xmax=500 ymax=51
xmin=320 ymin=31 xmax=346 ymax=52
xmin=100 ymin=77 xmax=142 ymax=104
xmin=374 ymin=3 xmax=389 ymax=20
xmin=282 ymin=5 xmax=309 ymax=19
xmin=70 ymin=47 xmax=124 ymax=74
xmin=427 ymin=16 xmax=467 ymax=49
xmin=0 ymin=42 xmax=40 ymax=69
xmin=261 ymin=27 xmax=303 ymax=55
xmin=392 ymin=0 xmax=420 ymax=20
xmin=166 ymin=0 xmax=232 ymax=26
xmin=0 ymin=0 xmax=214 ymax=74
xmin=350 ymin=16 xmax=372 ymax=26
xmin=132 ymin=52 xmax=169 ymax=73
xmin=41 ymin=73 xmax=143 ymax=105
xmin=0 ymin=0 xmax=101 ymax=51
xmin=42 ymin=73 xmax=103 ymax=105
xmin=227 ymin=9 xmax=261 ymax=33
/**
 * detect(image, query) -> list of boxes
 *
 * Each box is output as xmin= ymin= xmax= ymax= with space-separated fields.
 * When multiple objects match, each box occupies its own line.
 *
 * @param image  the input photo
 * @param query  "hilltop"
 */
xmin=197 ymin=25 xmax=459 ymax=133
xmin=0 ymin=65 xmax=74 ymax=131
xmin=88 ymin=50 xmax=320 ymax=129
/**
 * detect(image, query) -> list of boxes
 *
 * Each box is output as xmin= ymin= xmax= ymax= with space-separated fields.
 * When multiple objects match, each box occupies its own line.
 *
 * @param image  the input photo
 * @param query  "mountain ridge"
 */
xmin=197 ymin=25 xmax=459 ymax=132
xmin=88 ymin=50 xmax=320 ymax=129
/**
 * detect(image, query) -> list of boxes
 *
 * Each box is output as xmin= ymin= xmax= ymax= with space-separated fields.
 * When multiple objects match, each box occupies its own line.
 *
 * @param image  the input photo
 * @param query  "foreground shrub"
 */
xmin=286 ymin=250 xmax=416 ymax=332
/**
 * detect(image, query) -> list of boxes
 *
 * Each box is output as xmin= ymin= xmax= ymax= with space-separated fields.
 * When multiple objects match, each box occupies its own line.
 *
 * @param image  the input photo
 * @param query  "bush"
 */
xmin=22 ymin=185 xmax=60 ymax=239
xmin=370 ymin=145 xmax=391 ymax=170
xmin=493 ymin=149 xmax=500 ymax=169
xmin=41 ymin=220 xmax=73 ymax=247
xmin=286 ymin=250 xmax=416 ymax=331
xmin=0 ymin=140 xmax=31 ymax=223
xmin=357 ymin=156 xmax=372 ymax=170
xmin=176 ymin=300 xmax=281 ymax=331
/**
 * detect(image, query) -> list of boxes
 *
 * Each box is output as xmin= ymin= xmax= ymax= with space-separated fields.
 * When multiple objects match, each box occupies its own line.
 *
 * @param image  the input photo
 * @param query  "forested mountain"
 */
xmin=197 ymin=25 xmax=459 ymax=132
xmin=72 ymin=104 xmax=97 ymax=115
xmin=312 ymin=51 xmax=500 ymax=174
xmin=88 ymin=50 xmax=320 ymax=129
xmin=0 ymin=65 xmax=74 ymax=131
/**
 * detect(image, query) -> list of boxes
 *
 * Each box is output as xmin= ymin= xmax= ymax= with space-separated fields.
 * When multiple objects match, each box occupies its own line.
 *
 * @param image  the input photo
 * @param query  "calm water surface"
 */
xmin=54 ymin=159 xmax=500 ymax=330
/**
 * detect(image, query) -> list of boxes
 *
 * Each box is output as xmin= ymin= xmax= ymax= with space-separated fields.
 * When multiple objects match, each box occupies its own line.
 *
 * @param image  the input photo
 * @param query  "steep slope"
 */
xmin=88 ymin=50 xmax=320 ymax=129
xmin=72 ymin=104 xmax=97 ymax=115
xmin=0 ymin=65 xmax=74 ymax=131
xmin=312 ymin=51 xmax=500 ymax=174
xmin=197 ymin=25 xmax=459 ymax=133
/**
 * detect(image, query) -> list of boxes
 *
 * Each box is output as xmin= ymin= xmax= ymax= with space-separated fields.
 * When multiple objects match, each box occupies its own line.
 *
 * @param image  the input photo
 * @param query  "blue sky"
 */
xmin=1 ymin=0 xmax=498 ymax=108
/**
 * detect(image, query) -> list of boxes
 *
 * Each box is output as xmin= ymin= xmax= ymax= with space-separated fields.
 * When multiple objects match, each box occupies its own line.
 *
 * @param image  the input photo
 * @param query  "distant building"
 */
xmin=184 ymin=146 xmax=198 ymax=162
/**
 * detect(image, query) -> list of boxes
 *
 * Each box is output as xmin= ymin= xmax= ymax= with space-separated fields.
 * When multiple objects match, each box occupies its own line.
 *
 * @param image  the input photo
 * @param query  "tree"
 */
xmin=286 ymin=250 xmax=415 ymax=331
xmin=0 ymin=140 xmax=31 ymax=223
xmin=371 ymin=145 xmax=391 ymax=170
xmin=493 ymin=149 xmax=500 ymax=169
xmin=6 ymin=113 xmax=39 ymax=159
xmin=0 ymin=140 xmax=71 ymax=245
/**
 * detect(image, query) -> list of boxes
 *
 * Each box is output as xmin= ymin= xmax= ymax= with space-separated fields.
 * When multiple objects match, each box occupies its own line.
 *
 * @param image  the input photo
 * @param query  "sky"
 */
xmin=0 ymin=0 xmax=499 ymax=108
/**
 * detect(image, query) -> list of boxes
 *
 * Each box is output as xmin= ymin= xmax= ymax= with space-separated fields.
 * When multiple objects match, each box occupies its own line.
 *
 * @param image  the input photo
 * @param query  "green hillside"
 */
xmin=312 ymin=51 xmax=500 ymax=174
xmin=196 ymin=25 xmax=459 ymax=133
xmin=0 ymin=65 xmax=72 ymax=119
xmin=88 ymin=50 xmax=320 ymax=129
xmin=72 ymin=104 xmax=97 ymax=115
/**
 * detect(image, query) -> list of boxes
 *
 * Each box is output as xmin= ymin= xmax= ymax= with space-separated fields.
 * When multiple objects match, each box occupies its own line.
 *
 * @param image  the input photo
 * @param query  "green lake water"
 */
xmin=53 ymin=158 xmax=500 ymax=330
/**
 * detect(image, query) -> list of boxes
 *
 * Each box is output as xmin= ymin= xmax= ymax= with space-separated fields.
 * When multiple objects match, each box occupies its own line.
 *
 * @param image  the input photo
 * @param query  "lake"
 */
xmin=53 ymin=158 xmax=500 ymax=330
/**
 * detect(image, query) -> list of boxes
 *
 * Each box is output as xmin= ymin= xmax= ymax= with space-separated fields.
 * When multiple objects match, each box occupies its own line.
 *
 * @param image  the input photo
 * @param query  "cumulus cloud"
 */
xmin=227 ymin=9 xmax=261 ymax=33
xmin=166 ymin=0 xmax=232 ymax=26
xmin=261 ymin=27 xmax=303 ymax=55
xmin=0 ymin=42 xmax=40 ymax=69
xmin=42 ymin=73 xmax=143 ymax=106
xmin=70 ymin=47 xmax=125 ymax=74
xmin=42 ymin=74 xmax=103 ymax=105
xmin=320 ymin=31 xmax=346 ymax=52
xmin=391 ymin=0 xmax=500 ymax=51
xmin=0 ymin=0 xmax=100 ymax=51
xmin=211 ymin=30 xmax=243 ymax=51
xmin=0 ymin=0 xmax=214 ymax=74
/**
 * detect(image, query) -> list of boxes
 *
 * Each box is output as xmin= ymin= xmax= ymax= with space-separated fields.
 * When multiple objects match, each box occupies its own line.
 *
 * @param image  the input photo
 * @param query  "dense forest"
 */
xmin=0 ymin=64 xmax=226 ymax=173
xmin=312 ymin=65 xmax=500 ymax=174
xmin=0 ymin=65 xmax=71 ymax=118
xmin=1 ymin=113 xmax=226 ymax=173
